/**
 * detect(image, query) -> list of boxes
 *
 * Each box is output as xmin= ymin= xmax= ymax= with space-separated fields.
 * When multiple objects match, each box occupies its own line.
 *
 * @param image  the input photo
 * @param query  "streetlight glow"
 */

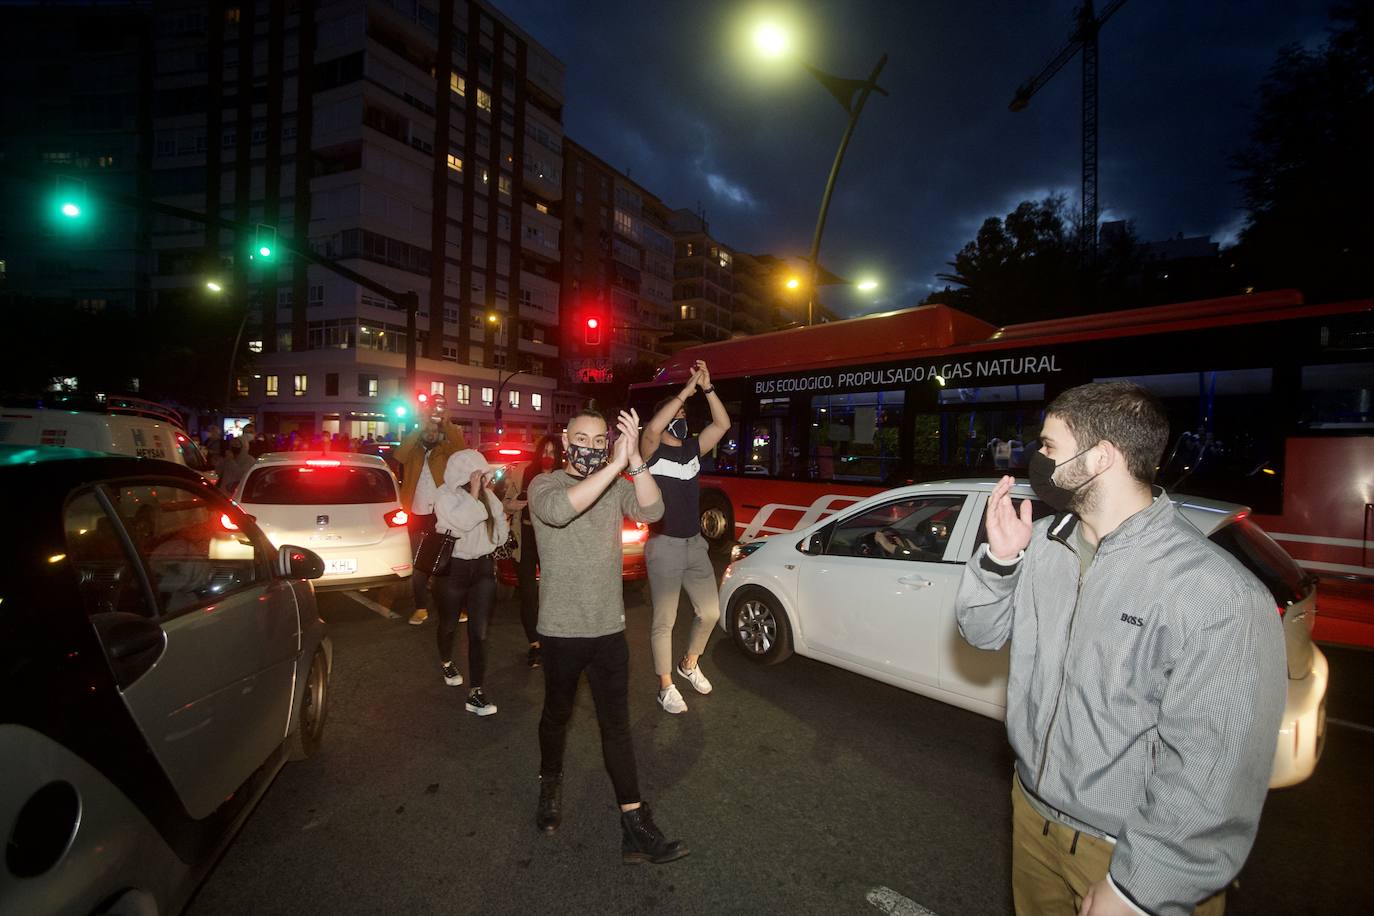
xmin=856 ymin=278 xmax=880 ymax=292
xmin=206 ymin=280 xmax=224 ymax=293
xmin=487 ymin=312 xmax=500 ymax=323
xmin=785 ymin=277 xmax=801 ymax=290
xmin=752 ymin=22 xmax=789 ymax=58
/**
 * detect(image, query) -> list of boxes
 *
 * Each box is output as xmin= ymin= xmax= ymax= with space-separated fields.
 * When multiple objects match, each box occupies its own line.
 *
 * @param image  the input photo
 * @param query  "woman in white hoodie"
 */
xmin=432 ymin=449 xmax=510 ymax=716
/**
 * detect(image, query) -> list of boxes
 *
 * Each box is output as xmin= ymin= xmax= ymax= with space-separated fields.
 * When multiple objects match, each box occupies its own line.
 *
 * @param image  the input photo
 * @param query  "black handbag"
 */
xmin=414 ymin=529 xmax=458 ymax=576
xmin=492 ymin=527 xmax=518 ymax=562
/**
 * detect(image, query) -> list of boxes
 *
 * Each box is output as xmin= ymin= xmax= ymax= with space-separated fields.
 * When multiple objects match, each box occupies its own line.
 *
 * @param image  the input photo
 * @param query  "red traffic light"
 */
xmin=417 ymin=391 xmax=429 ymax=405
xmin=584 ymin=316 xmax=602 ymax=346
xmin=586 ymin=317 xmax=599 ymax=329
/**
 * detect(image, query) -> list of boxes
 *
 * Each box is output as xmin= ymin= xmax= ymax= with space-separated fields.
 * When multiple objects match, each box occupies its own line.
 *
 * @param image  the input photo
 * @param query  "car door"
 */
xmin=797 ymin=493 xmax=970 ymax=689
xmin=88 ymin=478 xmax=300 ymax=820
xmin=936 ymin=490 xmax=1054 ymax=708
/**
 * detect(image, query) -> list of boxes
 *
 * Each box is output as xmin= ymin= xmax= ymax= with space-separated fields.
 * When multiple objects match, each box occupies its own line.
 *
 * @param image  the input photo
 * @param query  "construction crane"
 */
xmin=1010 ymin=0 xmax=1129 ymax=259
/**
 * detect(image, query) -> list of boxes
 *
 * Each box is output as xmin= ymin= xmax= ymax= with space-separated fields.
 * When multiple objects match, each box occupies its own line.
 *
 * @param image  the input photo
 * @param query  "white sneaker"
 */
xmin=676 ymin=661 xmax=713 ymax=695
xmin=442 ymin=662 xmax=463 ymax=686
xmin=657 ymin=685 xmax=687 ymax=714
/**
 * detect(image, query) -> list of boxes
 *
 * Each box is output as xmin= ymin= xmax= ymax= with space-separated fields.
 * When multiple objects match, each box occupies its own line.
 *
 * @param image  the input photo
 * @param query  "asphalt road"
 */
xmin=185 ymin=578 xmax=1374 ymax=916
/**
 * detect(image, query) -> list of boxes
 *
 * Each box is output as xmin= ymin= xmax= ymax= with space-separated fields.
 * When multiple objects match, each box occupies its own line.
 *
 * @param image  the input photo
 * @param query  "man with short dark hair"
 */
xmin=956 ymin=380 xmax=1285 ymax=916
xmin=527 ymin=406 xmax=688 ymax=865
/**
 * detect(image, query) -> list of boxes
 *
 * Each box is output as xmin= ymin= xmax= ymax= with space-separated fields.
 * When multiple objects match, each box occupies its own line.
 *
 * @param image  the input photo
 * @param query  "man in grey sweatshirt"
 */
xmin=527 ymin=406 xmax=689 ymax=865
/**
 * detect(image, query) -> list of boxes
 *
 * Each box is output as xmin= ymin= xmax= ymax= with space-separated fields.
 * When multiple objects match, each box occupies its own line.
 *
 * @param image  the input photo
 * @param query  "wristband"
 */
xmin=627 ymin=463 xmax=649 ymax=476
xmin=702 ymin=386 xmax=715 ymax=395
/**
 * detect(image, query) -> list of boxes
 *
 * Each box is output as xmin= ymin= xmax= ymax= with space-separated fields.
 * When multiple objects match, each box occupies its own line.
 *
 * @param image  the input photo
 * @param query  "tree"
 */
xmin=928 ymin=196 xmax=1082 ymax=325
xmin=1231 ymin=3 xmax=1373 ymax=301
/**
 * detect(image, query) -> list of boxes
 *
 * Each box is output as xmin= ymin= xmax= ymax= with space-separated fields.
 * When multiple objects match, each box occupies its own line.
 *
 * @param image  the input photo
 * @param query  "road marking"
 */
xmin=1327 ymin=717 xmax=1374 ymax=734
xmin=346 ymin=591 xmax=400 ymax=619
xmin=866 ymin=886 xmax=941 ymax=916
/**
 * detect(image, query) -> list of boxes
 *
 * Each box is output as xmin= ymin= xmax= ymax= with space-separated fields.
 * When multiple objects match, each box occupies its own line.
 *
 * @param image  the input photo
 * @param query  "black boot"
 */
xmin=620 ymin=803 xmax=688 ymax=865
xmin=536 ymin=775 xmax=561 ymax=835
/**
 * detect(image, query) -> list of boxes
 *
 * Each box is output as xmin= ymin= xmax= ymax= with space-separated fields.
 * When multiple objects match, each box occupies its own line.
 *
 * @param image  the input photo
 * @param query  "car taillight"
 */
xmin=497 ymin=448 xmax=523 ymax=456
xmin=622 ymin=522 xmax=648 ymax=545
xmin=306 ymin=458 xmax=341 ymax=467
xmin=385 ymin=509 xmax=409 ymax=527
xmin=220 ymin=512 xmax=240 ymax=531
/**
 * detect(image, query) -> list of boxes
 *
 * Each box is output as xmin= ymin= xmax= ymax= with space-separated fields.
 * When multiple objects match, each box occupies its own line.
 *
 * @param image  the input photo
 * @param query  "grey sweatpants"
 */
xmin=645 ymin=533 xmax=721 ymax=677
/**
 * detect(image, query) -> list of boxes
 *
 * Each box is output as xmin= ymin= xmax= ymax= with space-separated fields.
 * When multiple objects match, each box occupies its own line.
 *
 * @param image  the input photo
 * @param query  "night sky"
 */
xmin=490 ymin=0 xmax=1336 ymax=317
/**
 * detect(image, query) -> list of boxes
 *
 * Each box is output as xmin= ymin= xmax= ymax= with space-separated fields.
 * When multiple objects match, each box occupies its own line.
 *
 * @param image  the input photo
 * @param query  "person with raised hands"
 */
xmin=525 ymin=406 xmax=688 ymax=865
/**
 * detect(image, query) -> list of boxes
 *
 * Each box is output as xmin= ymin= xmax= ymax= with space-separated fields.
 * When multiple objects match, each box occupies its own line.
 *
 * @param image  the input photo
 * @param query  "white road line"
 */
xmin=346 ymin=591 xmax=400 ymax=620
xmin=866 ymin=886 xmax=941 ymax=916
xmin=1327 ymin=717 xmax=1374 ymax=734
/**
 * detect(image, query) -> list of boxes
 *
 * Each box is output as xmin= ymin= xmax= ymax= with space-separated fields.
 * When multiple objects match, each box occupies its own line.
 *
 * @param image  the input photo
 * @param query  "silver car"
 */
xmin=0 ymin=446 xmax=332 ymax=914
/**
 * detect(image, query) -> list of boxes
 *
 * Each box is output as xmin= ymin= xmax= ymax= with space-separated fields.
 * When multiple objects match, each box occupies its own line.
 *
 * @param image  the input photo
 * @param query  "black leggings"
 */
xmin=517 ymin=522 xmax=540 ymax=643
xmin=434 ymin=555 xmax=495 ymax=688
xmin=538 ymin=631 xmax=640 ymax=806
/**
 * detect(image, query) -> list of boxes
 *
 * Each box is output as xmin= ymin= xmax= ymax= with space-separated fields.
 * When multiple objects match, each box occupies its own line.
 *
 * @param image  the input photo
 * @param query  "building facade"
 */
xmin=149 ymin=0 xmax=571 ymax=443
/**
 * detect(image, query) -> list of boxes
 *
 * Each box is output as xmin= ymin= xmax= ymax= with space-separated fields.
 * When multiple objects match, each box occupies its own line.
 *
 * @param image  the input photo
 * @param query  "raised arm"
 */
xmin=693 ymin=361 xmax=731 ymax=454
xmin=641 ymin=368 xmax=700 ymax=459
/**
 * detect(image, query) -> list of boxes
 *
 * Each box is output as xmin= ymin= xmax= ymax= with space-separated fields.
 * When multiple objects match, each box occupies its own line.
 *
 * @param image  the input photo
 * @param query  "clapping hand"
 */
xmin=612 ymin=409 xmax=641 ymax=470
xmin=985 ymin=475 xmax=1034 ymax=560
xmin=694 ymin=360 xmax=711 ymax=391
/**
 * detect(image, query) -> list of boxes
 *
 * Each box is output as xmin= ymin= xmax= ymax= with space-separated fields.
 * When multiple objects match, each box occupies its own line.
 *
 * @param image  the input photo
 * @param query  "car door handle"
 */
xmin=898 ymin=574 xmax=933 ymax=588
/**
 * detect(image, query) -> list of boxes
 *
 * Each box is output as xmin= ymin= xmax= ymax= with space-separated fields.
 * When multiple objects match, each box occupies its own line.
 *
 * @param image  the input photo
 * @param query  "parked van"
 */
xmin=0 ymin=395 xmax=218 ymax=483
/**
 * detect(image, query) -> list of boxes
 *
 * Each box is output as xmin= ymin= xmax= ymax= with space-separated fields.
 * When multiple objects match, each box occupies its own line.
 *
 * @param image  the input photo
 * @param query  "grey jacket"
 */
xmin=956 ymin=492 xmax=1285 ymax=916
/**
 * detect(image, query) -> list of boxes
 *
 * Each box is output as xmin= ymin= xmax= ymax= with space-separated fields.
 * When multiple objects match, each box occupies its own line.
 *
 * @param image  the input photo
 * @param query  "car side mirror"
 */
xmin=277 ymin=545 xmax=325 ymax=580
xmin=796 ymin=527 xmax=828 ymax=555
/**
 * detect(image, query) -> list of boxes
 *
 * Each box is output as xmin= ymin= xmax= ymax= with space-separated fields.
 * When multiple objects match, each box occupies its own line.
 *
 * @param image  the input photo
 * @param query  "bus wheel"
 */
xmin=699 ymin=491 xmax=734 ymax=548
xmin=729 ymin=588 xmax=792 ymax=665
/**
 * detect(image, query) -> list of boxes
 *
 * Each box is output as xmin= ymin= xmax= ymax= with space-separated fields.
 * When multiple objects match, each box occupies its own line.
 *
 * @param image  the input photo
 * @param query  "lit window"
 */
xmin=430 ymin=381 xmax=445 ymax=398
xmin=481 ymin=168 xmax=489 ymax=185
xmin=266 ymin=375 xmax=279 ymax=396
xmin=455 ymin=383 xmax=470 ymax=404
xmin=367 ymin=378 xmax=379 ymax=397
xmin=294 ymin=374 xmax=307 ymax=396
xmin=498 ymin=175 xmax=511 ymax=197
xmin=477 ymin=88 xmax=492 ymax=112
xmin=535 ymin=202 xmax=548 ymax=214
xmin=508 ymin=389 xmax=520 ymax=409
xmin=450 ymin=72 xmax=466 ymax=96
xmin=248 ymin=339 xmax=263 ymax=353
xmin=446 ymin=153 xmax=463 ymax=172
xmin=531 ymin=393 xmax=542 ymax=411
xmin=481 ymin=386 xmax=494 ymax=406
xmin=235 ymin=376 xmax=249 ymax=398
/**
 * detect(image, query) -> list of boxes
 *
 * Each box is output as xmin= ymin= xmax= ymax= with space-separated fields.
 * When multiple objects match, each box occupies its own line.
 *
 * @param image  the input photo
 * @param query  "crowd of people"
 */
xmin=199 ymin=423 xmax=397 ymax=464
xmin=202 ymin=368 xmax=1292 ymax=908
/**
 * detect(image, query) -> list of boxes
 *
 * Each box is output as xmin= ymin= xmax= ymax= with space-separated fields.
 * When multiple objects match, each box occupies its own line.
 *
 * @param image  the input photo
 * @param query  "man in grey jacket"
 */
xmin=956 ymin=381 xmax=1285 ymax=916
xmin=527 ymin=406 xmax=688 ymax=865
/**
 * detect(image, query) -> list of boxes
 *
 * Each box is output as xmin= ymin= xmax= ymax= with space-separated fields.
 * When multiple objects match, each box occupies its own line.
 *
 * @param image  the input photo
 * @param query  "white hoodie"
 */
xmin=433 ymin=449 xmax=510 ymax=559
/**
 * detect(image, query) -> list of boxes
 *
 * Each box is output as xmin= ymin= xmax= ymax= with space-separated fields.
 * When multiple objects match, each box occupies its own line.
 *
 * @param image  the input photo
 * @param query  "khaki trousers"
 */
xmin=1011 ymin=773 xmax=1225 ymax=916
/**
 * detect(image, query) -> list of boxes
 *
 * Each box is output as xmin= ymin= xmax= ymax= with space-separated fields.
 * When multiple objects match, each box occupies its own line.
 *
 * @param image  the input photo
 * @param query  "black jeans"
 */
xmin=538 ymin=631 xmax=640 ymax=806
xmin=517 ymin=521 xmax=540 ymax=643
xmin=434 ymin=555 xmax=495 ymax=688
xmin=406 ymin=512 xmax=438 ymax=611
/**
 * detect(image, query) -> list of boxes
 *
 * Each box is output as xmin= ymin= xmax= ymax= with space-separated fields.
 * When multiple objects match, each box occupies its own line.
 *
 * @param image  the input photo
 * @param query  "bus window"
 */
xmin=699 ymin=400 xmax=742 ymax=474
xmin=746 ymin=398 xmax=805 ymax=478
xmin=1299 ymin=363 xmax=1374 ymax=430
xmin=1097 ymin=369 xmax=1278 ymax=509
xmin=809 ymin=390 xmax=903 ymax=483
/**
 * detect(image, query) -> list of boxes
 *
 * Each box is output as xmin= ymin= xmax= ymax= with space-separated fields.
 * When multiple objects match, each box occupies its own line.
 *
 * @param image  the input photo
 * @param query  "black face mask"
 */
xmin=1027 ymin=445 xmax=1100 ymax=512
xmin=566 ymin=442 xmax=608 ymax=477
xmin=667 ymin=418 xmax=688 ymax=440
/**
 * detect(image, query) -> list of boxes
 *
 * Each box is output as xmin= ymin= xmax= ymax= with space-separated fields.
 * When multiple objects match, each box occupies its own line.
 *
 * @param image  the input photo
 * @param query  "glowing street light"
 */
xmin=785 ymin=277 xmax=801 ymax=290
xmin=752 ymin=22 xmax=789 ymax=58
xmin=856 ymin=278 xmax=880 ymax=292
xmin=205 ymin=279 xmax=224 ymax=293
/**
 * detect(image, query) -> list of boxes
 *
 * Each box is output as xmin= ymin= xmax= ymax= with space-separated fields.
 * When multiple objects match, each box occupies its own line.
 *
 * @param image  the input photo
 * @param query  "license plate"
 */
xmin=325 ymin=558 xmax=358 ymax=575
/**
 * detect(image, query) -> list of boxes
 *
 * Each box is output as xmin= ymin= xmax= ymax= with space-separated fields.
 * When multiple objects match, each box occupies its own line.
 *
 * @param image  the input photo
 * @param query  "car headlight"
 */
xmin=730 ymin=540 xmax=765 ymax=562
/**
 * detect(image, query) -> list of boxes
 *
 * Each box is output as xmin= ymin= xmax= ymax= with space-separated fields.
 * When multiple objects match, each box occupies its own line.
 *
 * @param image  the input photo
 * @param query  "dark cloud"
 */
xmin=492 ymin=0 xmax=1336 ymax=314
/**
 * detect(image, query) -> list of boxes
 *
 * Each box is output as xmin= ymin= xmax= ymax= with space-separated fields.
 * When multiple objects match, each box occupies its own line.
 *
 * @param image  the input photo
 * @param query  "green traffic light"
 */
xmin=258 ymin=245 xmax=273 ymax=258
xmin=60 ymin=202 xmax=82 ymax=218
xmin=392 ymin=404 xmax=408 ymax=419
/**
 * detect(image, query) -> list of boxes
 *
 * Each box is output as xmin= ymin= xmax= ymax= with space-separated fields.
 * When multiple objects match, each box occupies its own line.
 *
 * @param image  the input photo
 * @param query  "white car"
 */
xmin=234 ymin=453 xmax=413 ymax=591
xmin=719 ymin=480 xmax=1327 ymax=788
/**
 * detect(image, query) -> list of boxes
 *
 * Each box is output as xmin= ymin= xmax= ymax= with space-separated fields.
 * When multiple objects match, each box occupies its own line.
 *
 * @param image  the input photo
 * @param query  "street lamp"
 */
xmin=856 ymin=278 xmax=880 ymax=292
xmin=748 ymin=20 xmax=889 ymax=326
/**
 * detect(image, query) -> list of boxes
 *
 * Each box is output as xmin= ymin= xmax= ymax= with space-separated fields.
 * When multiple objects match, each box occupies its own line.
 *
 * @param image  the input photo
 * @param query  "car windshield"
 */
xmin=1208 ymin=516 xmax=1313 ymax=607
xmin=242 ymin=465 xmax=397 ymax=505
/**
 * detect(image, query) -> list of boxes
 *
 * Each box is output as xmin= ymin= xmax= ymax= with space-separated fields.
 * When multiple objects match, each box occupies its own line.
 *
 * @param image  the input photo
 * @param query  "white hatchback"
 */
xmin=234 ymin=453 xmax=413 ymax=591
xmin=719 ymin=480 xmax=1327 ymax=788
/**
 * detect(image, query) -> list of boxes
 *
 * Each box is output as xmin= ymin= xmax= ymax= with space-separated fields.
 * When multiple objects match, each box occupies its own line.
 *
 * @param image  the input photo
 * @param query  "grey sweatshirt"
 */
xmin=956 ymin=492 xmax=1285 ymax=916
xmin=528 ymin=470 xmax=663 ymax=638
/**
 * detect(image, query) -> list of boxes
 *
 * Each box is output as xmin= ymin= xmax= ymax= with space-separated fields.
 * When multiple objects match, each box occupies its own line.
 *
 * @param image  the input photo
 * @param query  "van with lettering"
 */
xmin=0 ymin=396 xmax=217 ymax=483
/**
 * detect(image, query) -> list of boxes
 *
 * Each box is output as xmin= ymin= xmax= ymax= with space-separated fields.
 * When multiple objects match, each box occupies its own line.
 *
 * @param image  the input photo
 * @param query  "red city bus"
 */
xmin=629 ymin=290 xmax=1374 ymax=645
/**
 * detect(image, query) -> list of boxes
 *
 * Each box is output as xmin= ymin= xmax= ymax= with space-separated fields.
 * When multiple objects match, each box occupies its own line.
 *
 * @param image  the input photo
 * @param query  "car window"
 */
xmin=973 ymin=493 xmax=1057 ymax=550
xmin=63 ymin=488 xmax=156 ymax=619
xmin=241 ymin=464 xmax=397 ymax=504
xmin=1208 ymin=516 xmax=1312 ymax=607
xmin=826 ymin=495 xmax=967 ymax=562
xmin=175 ymin=434 xmax=211 ymax=472
xmin=106 ymin=482 xmax=262 ymax=617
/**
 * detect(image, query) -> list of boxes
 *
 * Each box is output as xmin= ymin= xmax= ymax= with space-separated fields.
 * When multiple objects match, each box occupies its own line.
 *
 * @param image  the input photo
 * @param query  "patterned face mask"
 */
xmin=566 ymin=442 xmax=608 ymax=477
xmin=667 ymin=418 xmax=688 ymax=439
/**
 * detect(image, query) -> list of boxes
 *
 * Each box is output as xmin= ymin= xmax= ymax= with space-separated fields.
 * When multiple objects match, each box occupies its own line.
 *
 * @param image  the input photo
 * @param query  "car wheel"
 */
xmin=729 ymin=588 xmax=793 ymax=665
xmin=288 ymin=647 xmax=329 ymax=761
xmin=699 ymin=490 xmax=734 ymax=549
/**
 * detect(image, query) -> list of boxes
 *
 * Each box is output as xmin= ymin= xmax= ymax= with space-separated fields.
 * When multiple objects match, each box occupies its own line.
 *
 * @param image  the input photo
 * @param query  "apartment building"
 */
xmin=149 ymin=0 xmax=571 ymax=443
